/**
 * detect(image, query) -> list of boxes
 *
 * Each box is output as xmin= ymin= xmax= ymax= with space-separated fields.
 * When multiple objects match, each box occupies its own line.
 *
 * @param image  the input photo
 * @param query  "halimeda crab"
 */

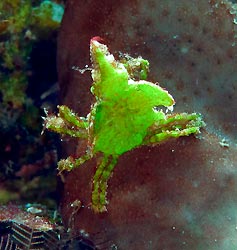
xmin=44 ymin=37 xmax=204 ymax=213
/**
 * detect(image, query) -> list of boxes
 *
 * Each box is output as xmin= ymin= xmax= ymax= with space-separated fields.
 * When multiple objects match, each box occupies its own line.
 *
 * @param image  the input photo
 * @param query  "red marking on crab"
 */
xmin=91 ymin=36 xmax=106 ymax=44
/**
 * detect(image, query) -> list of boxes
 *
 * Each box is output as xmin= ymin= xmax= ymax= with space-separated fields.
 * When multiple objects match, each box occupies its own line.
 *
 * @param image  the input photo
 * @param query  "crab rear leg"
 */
xmin=92 ymin=155 xmax=118 ymax=212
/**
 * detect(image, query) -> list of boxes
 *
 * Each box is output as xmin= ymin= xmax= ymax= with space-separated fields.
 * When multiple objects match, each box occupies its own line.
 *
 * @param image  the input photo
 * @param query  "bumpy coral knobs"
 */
xmin=44 ymin=38 xmax=205 ymax=213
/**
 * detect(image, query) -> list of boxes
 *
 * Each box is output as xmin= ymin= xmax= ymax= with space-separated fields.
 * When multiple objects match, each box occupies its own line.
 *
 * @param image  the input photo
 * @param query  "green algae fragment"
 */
xmin=45 ymin=38 xmax=205 ymax=213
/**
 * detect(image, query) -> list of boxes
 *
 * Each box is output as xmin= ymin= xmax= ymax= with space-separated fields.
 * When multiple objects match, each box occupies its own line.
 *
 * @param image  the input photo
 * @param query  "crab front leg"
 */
xmin=144 ymin=113 xmax=205 ymax=145
xmin=44 ymin=105 xmax=92 ymax=172
xmin=92 ymin=155 xmax=118 ymax=212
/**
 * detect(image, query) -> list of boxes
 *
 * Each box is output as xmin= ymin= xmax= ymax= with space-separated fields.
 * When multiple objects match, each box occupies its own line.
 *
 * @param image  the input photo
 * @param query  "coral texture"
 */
xmin=57 ymin=0 xmax=237 ymax=249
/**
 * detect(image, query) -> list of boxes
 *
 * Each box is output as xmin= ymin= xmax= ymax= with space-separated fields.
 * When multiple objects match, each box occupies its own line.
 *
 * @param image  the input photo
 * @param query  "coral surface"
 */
xmin=56 ymin=0 xmax=237 ymax=249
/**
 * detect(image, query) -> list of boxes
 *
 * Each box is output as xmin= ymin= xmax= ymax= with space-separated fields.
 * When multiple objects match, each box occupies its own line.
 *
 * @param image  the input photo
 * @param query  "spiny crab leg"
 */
xmin=92 ymin=155 xmax=118 ymax=212
xmin=58 ymin=153 xmax=93 ymax=172
xmin=144 ymin=113 xmax=204 ymax=145
xmin=58 ymin=105 xmax=88 ymax=129
xmin=44 ymin=105 xmax=88 ymax=138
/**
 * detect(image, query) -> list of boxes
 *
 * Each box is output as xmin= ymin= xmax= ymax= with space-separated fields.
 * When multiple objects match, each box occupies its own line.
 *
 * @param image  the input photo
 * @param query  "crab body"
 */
xmin=44 ymin=38 xmax=205 ymax=213
xmin=90 ymin=40 xmax=175 ymax=156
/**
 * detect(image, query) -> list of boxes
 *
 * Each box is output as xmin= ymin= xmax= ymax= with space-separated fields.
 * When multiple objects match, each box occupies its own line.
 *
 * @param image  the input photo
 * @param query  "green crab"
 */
xmin=44 ymin=37 xmax=204 ymax=213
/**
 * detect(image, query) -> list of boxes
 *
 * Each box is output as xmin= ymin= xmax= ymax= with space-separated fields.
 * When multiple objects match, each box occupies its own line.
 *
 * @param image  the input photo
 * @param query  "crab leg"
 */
xmin=144 ymin=113 xmax=205 ymax=145
xmin=58 ymin=153 xmax=92 ymax=172
xmin=58 ymin=105 xmax=88 ymax=129
xmin=44 ymin=105 xmax=88 ymax=138
xmin=92 ymin=155 xmax=118 ymax=212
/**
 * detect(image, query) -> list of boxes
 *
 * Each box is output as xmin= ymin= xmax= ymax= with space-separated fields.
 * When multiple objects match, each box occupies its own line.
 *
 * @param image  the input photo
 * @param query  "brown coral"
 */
xmin=56 ymin=0 xmax=237 ymax=249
